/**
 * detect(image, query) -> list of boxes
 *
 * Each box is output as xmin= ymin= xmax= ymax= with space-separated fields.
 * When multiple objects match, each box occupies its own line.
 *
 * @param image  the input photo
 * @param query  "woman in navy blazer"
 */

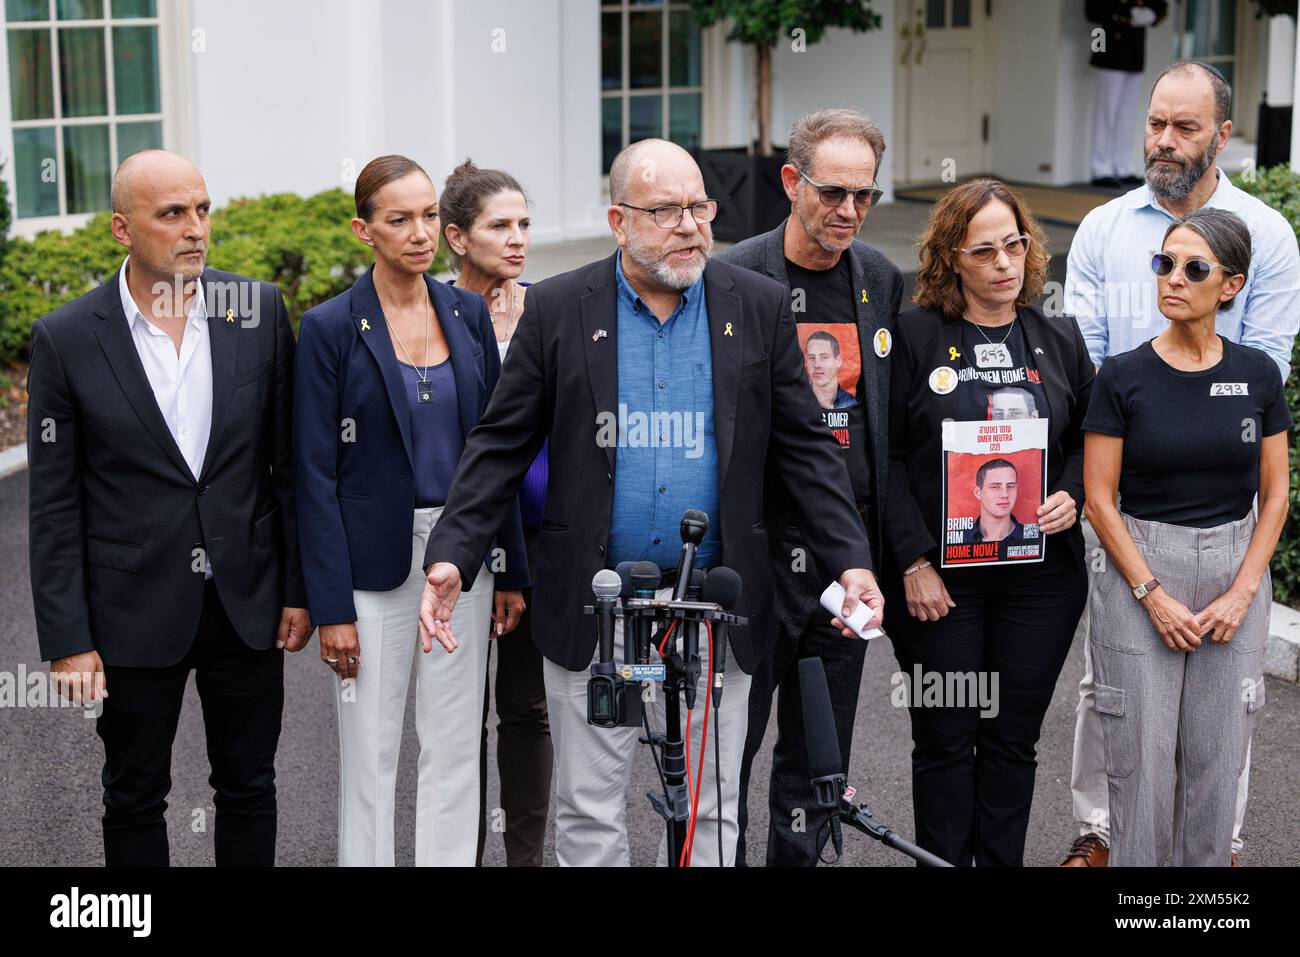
xmin=294 ymin=154 xmax=528 ymax=866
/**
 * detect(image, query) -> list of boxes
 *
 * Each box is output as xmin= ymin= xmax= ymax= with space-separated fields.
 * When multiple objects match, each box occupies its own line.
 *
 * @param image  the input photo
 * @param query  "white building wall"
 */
xmin=185 ymin=0 xmax=606 ymax=244
xmin=766 ymin=9 xmax=898 ymax=201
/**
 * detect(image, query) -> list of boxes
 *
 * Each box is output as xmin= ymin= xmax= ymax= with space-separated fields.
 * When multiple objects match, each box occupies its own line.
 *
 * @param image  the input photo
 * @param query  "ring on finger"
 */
xmin=325 ymin=656 xmax=339 ymax=664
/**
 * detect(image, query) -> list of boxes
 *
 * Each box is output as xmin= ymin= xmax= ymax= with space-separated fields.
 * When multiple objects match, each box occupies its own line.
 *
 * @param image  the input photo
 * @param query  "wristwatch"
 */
xmin=1131 ymin=578 xmax=1160 ymax=600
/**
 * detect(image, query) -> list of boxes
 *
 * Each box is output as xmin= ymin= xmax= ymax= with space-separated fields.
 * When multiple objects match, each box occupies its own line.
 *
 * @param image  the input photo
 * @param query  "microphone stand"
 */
xmin=834 ymin=785 xmax=952 ymax=867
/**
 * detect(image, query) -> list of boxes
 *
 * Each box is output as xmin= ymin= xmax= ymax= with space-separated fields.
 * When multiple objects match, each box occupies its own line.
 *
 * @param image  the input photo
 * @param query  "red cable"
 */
xmin=680 ymin=621 xmax=714 ymax=867
xmin=657 ymin=619 xmax=676 ymax=656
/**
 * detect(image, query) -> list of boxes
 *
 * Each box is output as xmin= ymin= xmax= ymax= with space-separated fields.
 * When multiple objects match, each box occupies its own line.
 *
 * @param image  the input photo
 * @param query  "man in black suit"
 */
xmin=27 ymin=150 xmax=312 ymax=866
xmin=717 ymin=108 xmax=902 ymax=866
xmin=1086 ymin=0 xmax=1169 ymax=187
xmin=417 ymin=139 xmax=881 ymax=866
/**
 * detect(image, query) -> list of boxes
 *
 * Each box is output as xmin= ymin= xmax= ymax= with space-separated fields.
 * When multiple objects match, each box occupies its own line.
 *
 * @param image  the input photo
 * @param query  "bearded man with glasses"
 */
xmin=418 ymin=138 xmax=881 ymax=866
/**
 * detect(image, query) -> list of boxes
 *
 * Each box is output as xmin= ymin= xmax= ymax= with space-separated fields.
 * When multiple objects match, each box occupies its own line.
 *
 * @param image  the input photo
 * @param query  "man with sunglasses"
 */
xmin=418 ymin=138 xmax=881 ymax=866
xmin=1061 ymin=60 xmax=1300 ymax=868
xmin=718 ymin=108 xmax=904 ymax=866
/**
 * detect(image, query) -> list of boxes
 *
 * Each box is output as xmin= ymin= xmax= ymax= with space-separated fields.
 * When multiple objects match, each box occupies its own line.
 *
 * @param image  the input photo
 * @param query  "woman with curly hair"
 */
xmin=884 ymin=178 xmax=1095 ymax=865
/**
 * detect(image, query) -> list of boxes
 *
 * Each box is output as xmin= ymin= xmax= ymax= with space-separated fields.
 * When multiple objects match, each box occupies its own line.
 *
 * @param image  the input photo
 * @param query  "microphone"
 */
xmin=682 ymin=568 xmax=705 ymax=709
xmin=629 ymin=561 xmax=660 ymax=665
xmin=702 ymin=567 xmax=741 ymax=708
xmin=672 ymin=509 xmax=709 ymax=602
xmin=799 ymin=657 xmax=846 ymax=859
xmin=592 ymin=569 xmax=623 ymax=666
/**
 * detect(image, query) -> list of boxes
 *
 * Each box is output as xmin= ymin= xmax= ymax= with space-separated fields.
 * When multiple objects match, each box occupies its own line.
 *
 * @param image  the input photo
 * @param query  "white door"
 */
xmin=896 ymin=0 xmax=992 ymax=185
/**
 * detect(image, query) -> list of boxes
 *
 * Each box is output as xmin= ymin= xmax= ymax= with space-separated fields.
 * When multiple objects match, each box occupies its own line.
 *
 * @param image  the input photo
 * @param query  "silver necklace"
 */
xmin=966 ymin=313 xmax=1017 ymax=346
xmin=389 ymin=296 xmax=434 ymax=403
xmin=494 ymin=279 xmax=520 ymax=343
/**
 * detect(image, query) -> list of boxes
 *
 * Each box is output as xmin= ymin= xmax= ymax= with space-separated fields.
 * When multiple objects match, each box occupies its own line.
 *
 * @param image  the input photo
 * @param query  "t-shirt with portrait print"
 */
xmin=956 ymin=318 xmax=1049 ymax=424
xmin=785 ymin=256 xmax=872 ymax=511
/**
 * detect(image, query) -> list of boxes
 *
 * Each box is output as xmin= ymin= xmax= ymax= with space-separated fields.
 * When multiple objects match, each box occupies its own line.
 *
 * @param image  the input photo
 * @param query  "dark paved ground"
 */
xmin=2 ymin=469 xmax=1295 ymax=866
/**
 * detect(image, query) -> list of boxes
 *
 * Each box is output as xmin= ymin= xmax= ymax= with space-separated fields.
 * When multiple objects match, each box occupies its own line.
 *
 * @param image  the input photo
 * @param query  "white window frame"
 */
xmin=1 ymin=0 xmax=188 ymax=236
xmin=600 ymin=0 xmax=705 ymax=177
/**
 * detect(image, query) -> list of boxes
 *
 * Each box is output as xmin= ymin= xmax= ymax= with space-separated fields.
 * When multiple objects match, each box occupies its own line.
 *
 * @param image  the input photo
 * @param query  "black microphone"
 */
xmin=592 ymin=569 xmax=622 ymax=666
xmin=672 ymin=509 xmax=709 ymax=602
xmin=629 ymin=561 xmax=660 ymax=665
xmin=702 ymin=566 xmax=741 ymax=708
xmin=614 ymin=560 xmax=636 ymax=600
xmin=682 ymin=568 xmax=705 ymax=709
xmin=799 ymin=657 xmax=846 ymax=859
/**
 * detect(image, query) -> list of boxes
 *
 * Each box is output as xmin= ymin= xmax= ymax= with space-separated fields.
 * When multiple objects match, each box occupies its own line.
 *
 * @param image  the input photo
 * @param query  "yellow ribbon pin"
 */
xmin=361 ymin=319 xmax=371 ymax=332
xmin=724 ymin=323 xmax=734 ymax=337
xmin=861 ymin=289 xmax=869 ymax=304
xmin=948 ymin=346 xmax=961 ymax=361
xmin=225 ymin=308 xmax=234 ymax=324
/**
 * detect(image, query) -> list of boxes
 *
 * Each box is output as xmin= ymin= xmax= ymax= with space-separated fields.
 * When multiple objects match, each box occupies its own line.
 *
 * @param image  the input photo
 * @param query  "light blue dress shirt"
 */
xmin=1065 ymin=169 xmax=1300 ymax=379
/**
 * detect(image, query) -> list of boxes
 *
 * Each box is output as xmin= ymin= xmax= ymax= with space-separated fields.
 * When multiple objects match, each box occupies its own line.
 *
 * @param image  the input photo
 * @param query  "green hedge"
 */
xmin=1234 ymin=164 xmax=1300 ymax=605
xmin=0 ymin=188 xmax=448 ymax=364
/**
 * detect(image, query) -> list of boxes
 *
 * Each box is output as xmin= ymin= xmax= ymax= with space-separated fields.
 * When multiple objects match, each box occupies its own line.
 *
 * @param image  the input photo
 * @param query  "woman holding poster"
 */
xmin=884 ymin=179 xmax=1095 ymax=866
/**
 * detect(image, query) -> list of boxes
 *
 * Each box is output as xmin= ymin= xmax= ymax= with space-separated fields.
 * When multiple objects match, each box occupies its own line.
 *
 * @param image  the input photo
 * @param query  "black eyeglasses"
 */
xmin=618 ymin=200 xmax=719 ymax=229
xmin=955 ymin=234 xmax=1032 ymax=265
xmin=797 ymin=169 xmax=884 ymax=209
xmin=1150 ymin=251 xmax=1233 ymax=283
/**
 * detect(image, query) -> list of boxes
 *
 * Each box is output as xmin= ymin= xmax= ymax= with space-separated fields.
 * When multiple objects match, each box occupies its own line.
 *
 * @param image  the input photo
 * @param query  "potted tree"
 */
xmin=688 ymin=0 xmax=882 ymax=241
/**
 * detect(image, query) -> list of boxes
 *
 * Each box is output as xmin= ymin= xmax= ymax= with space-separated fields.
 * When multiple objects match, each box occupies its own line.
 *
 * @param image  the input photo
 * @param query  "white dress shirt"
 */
xmin=118 ymin=257 xmax=213 ymax=575
xmin=1065 ymin=169 xmax=1300 ymax=379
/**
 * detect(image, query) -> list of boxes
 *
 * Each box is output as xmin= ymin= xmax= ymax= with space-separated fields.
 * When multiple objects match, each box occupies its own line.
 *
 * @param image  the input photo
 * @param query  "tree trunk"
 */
xmin=754 ymin=42 xmax=773 ymax=156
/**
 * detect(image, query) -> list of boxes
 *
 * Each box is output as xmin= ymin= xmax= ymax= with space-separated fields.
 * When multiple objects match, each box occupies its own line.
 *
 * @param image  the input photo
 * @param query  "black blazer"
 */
xmin=424 ymin=254 xmax=872 ymax=673
xmin=884 ymin=304 xmax=1095 ymax=576
xmin=293 ymin=268 xmax=528 ymax=627
xmin=716 ymin=217 xmax=903 ymax=563
xmin=1085 ymin=0 xmax=1167 ymax=73
xmin=27 ymin=268 xmax=306 ymax=666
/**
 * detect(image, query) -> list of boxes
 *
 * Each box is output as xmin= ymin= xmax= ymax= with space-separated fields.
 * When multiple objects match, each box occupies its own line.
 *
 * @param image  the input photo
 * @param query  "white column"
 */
xmin=1268 ymin=14 xmax=1295 ymax=107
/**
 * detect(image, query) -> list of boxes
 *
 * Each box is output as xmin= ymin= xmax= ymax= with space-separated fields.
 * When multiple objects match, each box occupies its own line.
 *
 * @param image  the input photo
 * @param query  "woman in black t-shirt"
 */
xmin=1083 ymin=208 xmax=1291 ymax=867
xmin=885 ymin=179 xmax=1095 ymax=866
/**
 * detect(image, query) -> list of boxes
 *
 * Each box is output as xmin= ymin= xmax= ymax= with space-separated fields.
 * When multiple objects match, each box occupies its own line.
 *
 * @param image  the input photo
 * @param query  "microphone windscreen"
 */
xmin=592 ymin=568 xmax=622 ymax=599
xmin=799 ymin=657 xmax=843 ymax=780
xmin=702 ymin=566 xmax=741 ymax=610
xmin=686 ymin=568 xmax=705 ymax=598
xmin=680 ymin=509 xmax=709 ymax=544
xmin=630 ymin=560 xmax=661 ymax=594
xmin=614 ymin=561 xmax=636 ymax=598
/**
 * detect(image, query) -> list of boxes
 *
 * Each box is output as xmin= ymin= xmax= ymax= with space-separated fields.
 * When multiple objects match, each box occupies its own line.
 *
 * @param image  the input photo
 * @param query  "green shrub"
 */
xmin=0 ymin=188 xmax=448 ymax=364
xmin=1234 ymin=164 xmax=1300 ymax=604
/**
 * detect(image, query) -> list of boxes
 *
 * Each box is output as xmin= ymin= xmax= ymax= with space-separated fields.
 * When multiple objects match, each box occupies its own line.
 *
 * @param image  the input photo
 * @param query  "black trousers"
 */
xmin=884 ymin=555 xmax=1085 ymax=867
xmin=737 ymin=537 xmax=869 ymax=867
xmin=96 ymin=580 xmax=284 ymax=866
xmin=477 ymin=524 xmax=553 ymax=866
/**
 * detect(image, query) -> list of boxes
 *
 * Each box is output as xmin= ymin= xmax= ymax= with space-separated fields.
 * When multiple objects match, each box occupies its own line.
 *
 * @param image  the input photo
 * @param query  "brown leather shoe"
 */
xmin=1060 ymin=833 xmax=1109 ymax=867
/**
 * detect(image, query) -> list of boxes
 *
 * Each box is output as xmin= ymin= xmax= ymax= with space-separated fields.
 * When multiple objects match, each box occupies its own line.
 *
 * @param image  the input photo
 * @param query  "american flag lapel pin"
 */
xmin=593 ymin=328 xmax=608 ymax=342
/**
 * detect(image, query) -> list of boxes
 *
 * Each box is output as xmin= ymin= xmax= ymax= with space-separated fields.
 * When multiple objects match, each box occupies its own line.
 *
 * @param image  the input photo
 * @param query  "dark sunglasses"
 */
xmin=797 ymin=169 xmax=883 ymax=209
xmin=1150 ymin=251 xmax=1233 ymax=283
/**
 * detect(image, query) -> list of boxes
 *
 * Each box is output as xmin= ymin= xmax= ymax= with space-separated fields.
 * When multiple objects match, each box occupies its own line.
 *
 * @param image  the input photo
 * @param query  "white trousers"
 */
xmin=544 ymin=587 xmax=753 ymax=866
xmin=1091 ymin=68 xmax=1143 ymax=180
xmin=1070 ymin=521 xmax=1249 ymax=853
xmin=333 ymin=506 xmax=494 ymax=866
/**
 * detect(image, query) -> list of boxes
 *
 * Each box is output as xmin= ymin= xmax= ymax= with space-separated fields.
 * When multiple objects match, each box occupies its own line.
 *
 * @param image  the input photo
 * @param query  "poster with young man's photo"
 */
xmin=796 ymin=323 xmax=860 ymax=449
xmin=941 ymin=418 xmax=1048 ymax=567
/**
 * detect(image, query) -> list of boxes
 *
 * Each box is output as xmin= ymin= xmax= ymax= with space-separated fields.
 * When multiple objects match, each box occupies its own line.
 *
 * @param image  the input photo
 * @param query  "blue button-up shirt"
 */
xmin=1065 ymin=169 xmax=1300 ymax=379
xmin=607 ymin=252 xmax=721 ymax=571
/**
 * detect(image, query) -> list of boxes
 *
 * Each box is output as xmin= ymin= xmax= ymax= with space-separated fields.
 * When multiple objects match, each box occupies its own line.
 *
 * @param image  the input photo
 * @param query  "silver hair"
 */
xmin=1163 ymin=208 xmax=1252 ymax=311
